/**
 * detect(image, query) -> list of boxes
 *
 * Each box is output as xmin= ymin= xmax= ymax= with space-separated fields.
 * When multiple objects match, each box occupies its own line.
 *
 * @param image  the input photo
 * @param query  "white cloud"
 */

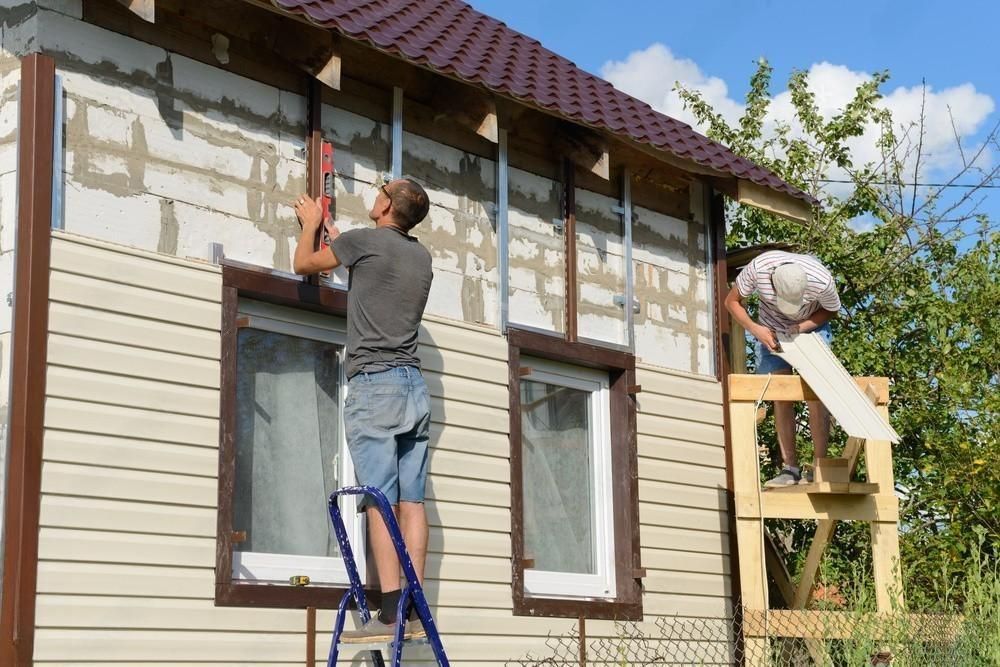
xmin=600 ymin=43 xmax=744 ymax=128
xmin=600 ymin=45 xmax=996 ymax=188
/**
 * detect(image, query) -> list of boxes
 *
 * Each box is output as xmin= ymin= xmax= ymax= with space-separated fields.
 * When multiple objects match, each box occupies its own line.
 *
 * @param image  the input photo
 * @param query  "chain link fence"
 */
xmin=506 ymin=606 xmax=985 ymax=666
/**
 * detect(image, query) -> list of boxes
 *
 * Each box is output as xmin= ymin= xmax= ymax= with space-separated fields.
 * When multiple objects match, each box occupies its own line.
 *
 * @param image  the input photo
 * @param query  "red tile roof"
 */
xmin=273 ymin=0 xmax=816 ymax=205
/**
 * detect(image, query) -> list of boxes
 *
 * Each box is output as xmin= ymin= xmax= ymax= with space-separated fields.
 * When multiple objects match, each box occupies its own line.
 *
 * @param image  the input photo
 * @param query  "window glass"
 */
xmin=519 ymin=359 xmax=615 ymax=599
xmin=521 ymin=378 xmax=595 ymax=575
xmin=234 ymin=328 xmax=342 ymax=560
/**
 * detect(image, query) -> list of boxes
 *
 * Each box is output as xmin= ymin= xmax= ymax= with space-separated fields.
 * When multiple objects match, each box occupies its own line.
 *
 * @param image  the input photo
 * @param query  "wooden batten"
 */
xmin=433 ymin=79 xmax=498 ymax=143
xmin=554 ymin=125 xmax=609 ymax=180
xmin=116 ymin=0 xmax=155 ymax=22
xmin=737 ymin=179 xmax=813 ymax=224
xmin=729 ymin=374 xmax=890 ymax=404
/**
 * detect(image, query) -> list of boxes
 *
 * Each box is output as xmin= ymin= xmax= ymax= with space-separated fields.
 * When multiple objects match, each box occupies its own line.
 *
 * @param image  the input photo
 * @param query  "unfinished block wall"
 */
xmin=633 ymin=183 xmax=714 ymax=375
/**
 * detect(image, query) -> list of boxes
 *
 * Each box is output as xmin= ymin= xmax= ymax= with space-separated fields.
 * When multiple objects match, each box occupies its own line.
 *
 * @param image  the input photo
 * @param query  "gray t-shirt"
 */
xmin=331 ymin=226 xmax=433 ymax=379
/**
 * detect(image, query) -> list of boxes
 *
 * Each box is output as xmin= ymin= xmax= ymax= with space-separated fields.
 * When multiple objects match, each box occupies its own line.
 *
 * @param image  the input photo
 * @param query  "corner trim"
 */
xmin=0 ymin=53 xmax=57 ymax=667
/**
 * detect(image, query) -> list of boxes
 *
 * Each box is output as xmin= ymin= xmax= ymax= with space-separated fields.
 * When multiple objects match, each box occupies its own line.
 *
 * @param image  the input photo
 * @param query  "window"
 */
xmin=508 ymin=328 xmax=643 ymax=620
xmin=216 ymin=263 xmax=368 ymax=608
xmin=520 ymin=359 xmax=615 ymax=599
xmin=230 ymin=302 xmax=364 ymax=586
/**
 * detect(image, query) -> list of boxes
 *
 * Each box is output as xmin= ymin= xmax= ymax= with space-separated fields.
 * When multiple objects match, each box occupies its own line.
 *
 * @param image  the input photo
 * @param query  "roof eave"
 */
xmin=736 ymin=180 xmax=815 ymax=224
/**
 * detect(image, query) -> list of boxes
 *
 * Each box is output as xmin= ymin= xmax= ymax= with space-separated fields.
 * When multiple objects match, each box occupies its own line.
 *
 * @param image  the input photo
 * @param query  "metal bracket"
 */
xmin=613 ymin=294 xmax=640 ymax=314
xmin=551 ymin=218 xmax=565 ymax=233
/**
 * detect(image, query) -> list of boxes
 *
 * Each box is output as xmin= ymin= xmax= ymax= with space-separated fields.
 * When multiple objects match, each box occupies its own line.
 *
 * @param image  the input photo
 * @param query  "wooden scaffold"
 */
xmin=728 ymin=374 xmax=904 ymax=664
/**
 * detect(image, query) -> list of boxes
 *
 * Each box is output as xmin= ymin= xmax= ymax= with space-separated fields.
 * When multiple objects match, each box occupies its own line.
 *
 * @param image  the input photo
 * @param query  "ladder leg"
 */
xmin=327 ymin=494 xmax=385 ymax=667
xmin=329 ymin=487 xmax=449 ymax=667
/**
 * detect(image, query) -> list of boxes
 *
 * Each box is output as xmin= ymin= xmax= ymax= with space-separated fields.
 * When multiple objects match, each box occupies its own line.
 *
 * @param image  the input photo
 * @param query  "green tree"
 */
xmin=677 ymin=61 xmax=999 ymax=607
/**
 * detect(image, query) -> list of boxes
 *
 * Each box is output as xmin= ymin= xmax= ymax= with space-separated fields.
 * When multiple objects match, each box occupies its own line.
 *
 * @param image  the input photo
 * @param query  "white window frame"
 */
xmin=520 ymin=357 xmax=617 ymax=600
xmin=230 ymin=300 xmax=365 ymax=587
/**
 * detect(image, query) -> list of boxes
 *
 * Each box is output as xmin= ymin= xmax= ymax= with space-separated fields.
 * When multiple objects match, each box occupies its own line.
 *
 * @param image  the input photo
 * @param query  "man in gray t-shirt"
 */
xmin=292 ymin=178 xmax=433 ymax=642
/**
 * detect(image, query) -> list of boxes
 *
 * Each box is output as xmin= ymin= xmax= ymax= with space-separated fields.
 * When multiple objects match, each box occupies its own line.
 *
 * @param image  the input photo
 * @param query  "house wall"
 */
xmin=8 ymin=3 xmax=735 ymax=663
xmin=34 ymin=232 xmax=731 ymax=664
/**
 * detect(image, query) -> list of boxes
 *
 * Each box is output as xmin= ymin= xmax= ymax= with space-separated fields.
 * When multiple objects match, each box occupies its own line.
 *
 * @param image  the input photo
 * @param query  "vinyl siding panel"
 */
xmin=34 ymin=232 xmax=735 ymax=663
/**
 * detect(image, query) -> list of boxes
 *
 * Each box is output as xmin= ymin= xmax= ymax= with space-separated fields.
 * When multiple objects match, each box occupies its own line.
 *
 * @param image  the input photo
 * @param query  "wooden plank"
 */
xmin=737 ymin=492 xmax=899 ymax=522
xmin=868 ymin=404 xmax=904 ymax=612
xmin=115 ymin=0 xmax=155 ymax=23
xmin=793 ymin=436 xmax=866 ymax=609
xmin=743 ymin=610 xmax=962 ymax=641
xmin=729 ymin=375 xmax=890 ymax=404
xmin=764 ymin=481 xmax=880 ymax=495
xmin=736 ymin=179 xmax=813 ymax=224
xmin=764 ymin=531 xmax=795 ymax=606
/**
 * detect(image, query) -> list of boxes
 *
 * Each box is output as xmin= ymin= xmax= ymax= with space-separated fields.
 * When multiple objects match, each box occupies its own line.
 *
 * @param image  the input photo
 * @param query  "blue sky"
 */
xmin=471 ymin=0 xmax=1000 ymax=231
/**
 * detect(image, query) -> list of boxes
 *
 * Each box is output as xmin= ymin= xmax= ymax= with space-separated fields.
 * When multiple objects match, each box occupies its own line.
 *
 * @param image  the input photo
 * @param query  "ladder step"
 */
xmin=337 ymin=637 xmax=431 ymax=652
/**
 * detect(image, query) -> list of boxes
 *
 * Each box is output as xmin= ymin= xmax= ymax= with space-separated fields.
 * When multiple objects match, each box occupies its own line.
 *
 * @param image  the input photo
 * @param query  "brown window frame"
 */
xmin=508 ymin=327 xmax=643 ymax=620
xmin=214 ymin=261 xmax=379 ymax=608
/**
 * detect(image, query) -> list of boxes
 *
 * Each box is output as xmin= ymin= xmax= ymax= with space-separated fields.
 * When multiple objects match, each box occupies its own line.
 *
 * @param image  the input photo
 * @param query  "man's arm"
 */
xmin=292 ymin=195 xmax=342 ymax=275
xmin=796 ymin=308 xmax=837 ymax=334
xmin=725 ymin=284 xmax=779 ymax=352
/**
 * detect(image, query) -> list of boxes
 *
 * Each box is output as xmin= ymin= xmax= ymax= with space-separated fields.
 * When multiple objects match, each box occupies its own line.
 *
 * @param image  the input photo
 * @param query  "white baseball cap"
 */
xmin=772 ymin=263 xmax=807 ymax=317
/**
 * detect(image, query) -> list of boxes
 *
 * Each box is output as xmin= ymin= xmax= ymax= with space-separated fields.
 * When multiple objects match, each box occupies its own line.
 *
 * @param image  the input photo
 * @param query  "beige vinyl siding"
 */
xmin=35 ymin=231 xmax=733 ymax=664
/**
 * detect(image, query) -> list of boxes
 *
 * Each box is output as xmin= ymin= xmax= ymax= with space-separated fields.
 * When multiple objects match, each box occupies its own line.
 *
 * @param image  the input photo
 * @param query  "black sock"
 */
xmin=379 ymin=590 xmax=401 ymax=625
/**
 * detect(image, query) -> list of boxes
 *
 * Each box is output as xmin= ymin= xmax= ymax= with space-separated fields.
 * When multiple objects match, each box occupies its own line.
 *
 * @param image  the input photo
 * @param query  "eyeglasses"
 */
xmin=380 ymin=183 xmax=393 ymax=208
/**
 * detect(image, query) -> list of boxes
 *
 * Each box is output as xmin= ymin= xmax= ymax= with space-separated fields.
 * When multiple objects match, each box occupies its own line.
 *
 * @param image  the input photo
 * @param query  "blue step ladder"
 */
xmin=326 ymin=486 xmax=450 ymax=667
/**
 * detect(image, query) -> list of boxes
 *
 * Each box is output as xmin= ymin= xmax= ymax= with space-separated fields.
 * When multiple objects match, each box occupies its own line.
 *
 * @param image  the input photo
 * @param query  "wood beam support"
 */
xmin=729 ymin=374 xmax=889 ymax=404
xmin=116 ymin=0 xmax=155 ymax=22
xmin=737 ymin=180 xmax=814 ymax=224
xmin=744 ymin=611 xmax=962 ymax=642
xmin=434 ymin=79 xmax=498 ymax=143
xmin=555 ymin=125 xmax=609 ymax=180
xmin=737 ymin=491 xmax=898 ymax=522
xmin=563 ymin=159 xmax=578 ymax=342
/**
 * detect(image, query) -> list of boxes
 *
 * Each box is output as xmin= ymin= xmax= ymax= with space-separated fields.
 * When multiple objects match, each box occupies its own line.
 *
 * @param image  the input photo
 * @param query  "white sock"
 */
xmin=786 ymin=465 xmax=801 ymax=475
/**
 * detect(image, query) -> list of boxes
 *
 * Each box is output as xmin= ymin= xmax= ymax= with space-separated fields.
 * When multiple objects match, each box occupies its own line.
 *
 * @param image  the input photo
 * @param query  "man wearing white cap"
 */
xmin=725 ymin=250 xmax=842 ymax=486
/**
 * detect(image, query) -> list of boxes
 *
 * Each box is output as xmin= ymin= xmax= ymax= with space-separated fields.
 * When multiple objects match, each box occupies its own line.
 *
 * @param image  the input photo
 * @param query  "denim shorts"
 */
xmin=344 ymin=366 xmax=431 ymax=511
xmin=755 ymin=322 xmax=832 ymax=374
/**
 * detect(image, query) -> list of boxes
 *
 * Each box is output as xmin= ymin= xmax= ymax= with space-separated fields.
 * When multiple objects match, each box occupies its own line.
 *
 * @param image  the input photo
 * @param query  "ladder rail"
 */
xmin=327 ymin=486 xmax=449 ymax=667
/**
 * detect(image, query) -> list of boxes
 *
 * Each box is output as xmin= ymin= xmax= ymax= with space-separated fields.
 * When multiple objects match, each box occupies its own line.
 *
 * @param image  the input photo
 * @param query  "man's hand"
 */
xmin=751 ymin=324 xmax=780 ymax=352
xmin=322 ymin=219 xmax=341 ymax=245
xmin=293 ymin=195 xmax=323 ymax=230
